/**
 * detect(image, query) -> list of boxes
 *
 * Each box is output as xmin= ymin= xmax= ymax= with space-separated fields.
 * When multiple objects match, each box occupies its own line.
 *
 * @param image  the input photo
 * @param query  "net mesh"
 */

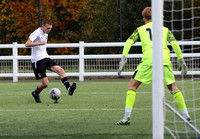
xmin=164 ymin=0 xmax=200 ymax=138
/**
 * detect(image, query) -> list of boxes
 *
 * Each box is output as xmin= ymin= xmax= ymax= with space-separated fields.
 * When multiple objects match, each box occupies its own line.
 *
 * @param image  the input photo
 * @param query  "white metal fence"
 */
xmin=0 ymin=41 xmax=200 ymax=82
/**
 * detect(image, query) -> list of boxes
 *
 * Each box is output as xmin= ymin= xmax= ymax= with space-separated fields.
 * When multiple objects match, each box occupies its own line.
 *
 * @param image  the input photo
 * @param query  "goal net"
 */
xmin=163 ymin=0 xmax=200 ymax=138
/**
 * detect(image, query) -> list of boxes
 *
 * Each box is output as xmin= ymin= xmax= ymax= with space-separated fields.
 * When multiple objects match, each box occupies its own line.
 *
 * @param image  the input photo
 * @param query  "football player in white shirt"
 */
xmin=25 ymin=19 xmax=76 ymax=103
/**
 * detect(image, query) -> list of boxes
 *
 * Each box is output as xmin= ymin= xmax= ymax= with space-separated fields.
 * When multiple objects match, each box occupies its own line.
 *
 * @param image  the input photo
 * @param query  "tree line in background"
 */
xmin=0 ymin=0 xmax=199 ymax=55
xmin=0 ymin=0 xmax=151 ymax=55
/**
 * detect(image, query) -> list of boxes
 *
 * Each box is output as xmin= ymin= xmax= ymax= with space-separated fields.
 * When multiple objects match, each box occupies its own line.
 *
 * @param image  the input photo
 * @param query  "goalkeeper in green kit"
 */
xmin=116 ymin=7 xmax=191 ymax=125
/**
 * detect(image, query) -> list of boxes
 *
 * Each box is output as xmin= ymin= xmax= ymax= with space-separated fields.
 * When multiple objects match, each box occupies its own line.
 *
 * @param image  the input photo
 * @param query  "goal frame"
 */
xmin=152 ymin=0 xmax=164 ymax=138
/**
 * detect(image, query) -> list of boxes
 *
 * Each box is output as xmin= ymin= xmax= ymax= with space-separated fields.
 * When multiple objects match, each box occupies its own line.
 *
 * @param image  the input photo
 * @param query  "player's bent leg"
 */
xmin=32 ymin=77 xmax=48 ymax=103
xmin=61 ymin=77 xmax=76 ymax=96
xmin=124 ymin=79 xmax=141 ymax=119
xmin=125 ymin=90 xmax=136 ymax=112
xmin=51 ymin=65 xmax=77 ymax=96
xmin=50 ymin=65 xmax=66 ymax=78
xmin=116 ymin=90 xmax=136 ymax=125
xmin=128 ymin=78 xmax=142 ymax=91
xmin=173 ymin=91 xmax=191 ymax=121
xmin=40 ymin=77 xmax=49 ymax=89
xmin=116 ymin=79 xmax=141 ymax=125
xmin=68 ymin=82 xmax=76 ymax=96
xmin=167 ymin=83 xmax=191 ymax=121
xmin=32 ymin=90 xmax=42 ymax=103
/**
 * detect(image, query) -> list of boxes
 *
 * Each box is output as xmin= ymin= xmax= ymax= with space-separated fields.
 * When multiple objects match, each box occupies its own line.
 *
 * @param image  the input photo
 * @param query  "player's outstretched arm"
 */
xmin=118 ymin=29 xmax=139 ymax=76
xmin=118 ymin=39 xmax=133 ymax=76
xmin=168 ymin=30 xmax=188 ymax=75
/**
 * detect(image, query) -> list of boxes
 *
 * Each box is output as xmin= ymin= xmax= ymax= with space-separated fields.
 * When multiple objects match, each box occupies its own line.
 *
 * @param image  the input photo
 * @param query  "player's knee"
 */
xmin=167 ymin=83 xmax=179 ymax=93
xmin=128 ymin=84 xmax=135 ymax=90
xmin=169 ymin=90 xmax=180 ymax=94
xmin=60 ymin=68 xmax=65 ymax=73
xmin=128 ymin=85 xmax=137 ymax=91
xmin=42 ymin=82 xmax=48 ymax=88
xmin=57 ymin=67 xmax=65 ymax=74
xmin=58 ymin=68 xmax=66 ymax=78
xmin=169 ymin=87 xmax=180 ymax=94
xmin=169 ymin=91 xmax=175 ymax=94
xmin=127 ymin=79 xmax=141 ymax=91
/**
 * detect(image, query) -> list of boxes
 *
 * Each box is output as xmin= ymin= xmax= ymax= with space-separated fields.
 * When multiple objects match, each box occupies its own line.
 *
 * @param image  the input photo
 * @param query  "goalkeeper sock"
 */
xmin=124 ymin=90 xmax=136 ymax=119
xmin=124 ymin=108 xmax=132 ymax=119
xmin=34 ymin=87 xmax=42 ymax=95
xmin=181 ymin=109 xmax=190 ymax=119
xmin=61 ymin=77 xmax=70 ymax=89
xmin=173 ymin=91 xmax=187 ymax=111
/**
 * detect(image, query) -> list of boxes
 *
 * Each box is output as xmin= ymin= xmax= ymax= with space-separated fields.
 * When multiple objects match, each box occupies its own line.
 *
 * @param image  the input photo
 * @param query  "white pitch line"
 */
xmin=0 ymin=108 xmax=152 ymax=112
xmin=0 ymin=92 xmax=152 ymax=95
xmin=0 ymin=108 xmax=200 ymax=112
xmin=79 ymin=92 xmax=151 ymax=94
xmin=0 ymin=107 xmax=199 ymax=112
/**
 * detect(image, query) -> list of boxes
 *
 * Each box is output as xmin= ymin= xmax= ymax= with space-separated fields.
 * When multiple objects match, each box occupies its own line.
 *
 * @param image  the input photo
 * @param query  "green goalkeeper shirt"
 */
xmin=122 ymin=22 xmax=183 ymax=65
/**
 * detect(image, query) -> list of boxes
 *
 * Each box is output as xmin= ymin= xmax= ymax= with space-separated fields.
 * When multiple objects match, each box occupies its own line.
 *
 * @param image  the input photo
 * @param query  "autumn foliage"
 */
xmin=0 ymin=0 xmax=119 ymax=55
xmin=0 ymin=0 xmax=87 ymax=44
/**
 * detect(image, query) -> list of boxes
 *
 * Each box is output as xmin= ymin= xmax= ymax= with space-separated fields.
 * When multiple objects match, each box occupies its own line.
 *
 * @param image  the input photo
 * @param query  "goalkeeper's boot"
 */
xmin=183 ymin=114 xmax=191 ymax=122
xmin=187 ymin=117 xmax=191 ymax=122
xmin=32 ymin=91 xmax=42 ymax=103
xmin=116 ymin=117 xmax=130 ymax=125
xmin=68 ymin=82 xmax=76 ymax=96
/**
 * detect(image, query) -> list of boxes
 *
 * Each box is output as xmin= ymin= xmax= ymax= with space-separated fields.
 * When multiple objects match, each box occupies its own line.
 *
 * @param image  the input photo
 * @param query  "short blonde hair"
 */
xmin=142 ymin=7 xmax=151 ymax=20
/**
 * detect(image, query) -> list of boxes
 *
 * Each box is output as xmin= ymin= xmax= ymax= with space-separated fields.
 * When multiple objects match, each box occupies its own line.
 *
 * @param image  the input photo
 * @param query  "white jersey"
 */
xmin=29 ymin=27 xmax=50 ymax=63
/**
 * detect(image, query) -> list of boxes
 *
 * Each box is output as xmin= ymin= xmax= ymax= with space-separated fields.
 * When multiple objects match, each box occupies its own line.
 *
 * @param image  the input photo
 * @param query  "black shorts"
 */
xmin=32 ymin=58 xmax=58 ymax=80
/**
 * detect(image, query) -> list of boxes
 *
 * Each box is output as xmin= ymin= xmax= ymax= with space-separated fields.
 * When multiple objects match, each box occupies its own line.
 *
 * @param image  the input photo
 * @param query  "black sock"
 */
xmin=34 ymin=87 xmax=41 ymax=95
xmin=61 ymin=77 xmax=70 ymax=89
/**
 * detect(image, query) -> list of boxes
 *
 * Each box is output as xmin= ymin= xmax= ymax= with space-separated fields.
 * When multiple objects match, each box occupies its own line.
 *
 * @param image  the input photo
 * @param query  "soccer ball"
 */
xmin=49 ymin=88 xmax=61 ymax=100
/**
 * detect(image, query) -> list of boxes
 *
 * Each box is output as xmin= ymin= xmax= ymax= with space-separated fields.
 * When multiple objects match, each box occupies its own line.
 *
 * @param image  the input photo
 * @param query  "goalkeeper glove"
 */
xmin=178 ymin=58 xmax=188 ymax=75
xmin=118 ymin=55 xmax=127 ymax=76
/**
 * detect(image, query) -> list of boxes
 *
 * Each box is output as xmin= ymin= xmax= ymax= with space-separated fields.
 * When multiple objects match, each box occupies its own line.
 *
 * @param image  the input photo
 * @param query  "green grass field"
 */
xmin=0 ymin=80 xmax=199 ymax=139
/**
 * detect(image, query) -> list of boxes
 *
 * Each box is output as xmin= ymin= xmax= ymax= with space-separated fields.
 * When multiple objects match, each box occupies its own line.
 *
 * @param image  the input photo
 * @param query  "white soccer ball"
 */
xmin=49 ymin=88 xmax=61 ymax=100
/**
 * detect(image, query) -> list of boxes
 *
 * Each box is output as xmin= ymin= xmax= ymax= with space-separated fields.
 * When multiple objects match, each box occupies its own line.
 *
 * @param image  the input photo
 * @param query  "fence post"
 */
xmin=12 ymin=42 xmax=18 ymax=82
xmin=79 ymin=41 xmax=84 ymax=81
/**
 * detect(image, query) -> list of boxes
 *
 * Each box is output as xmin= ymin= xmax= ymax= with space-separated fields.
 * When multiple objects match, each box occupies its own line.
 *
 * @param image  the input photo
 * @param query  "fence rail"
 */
xmin=0 ymin=41 xmax=200 ymax=82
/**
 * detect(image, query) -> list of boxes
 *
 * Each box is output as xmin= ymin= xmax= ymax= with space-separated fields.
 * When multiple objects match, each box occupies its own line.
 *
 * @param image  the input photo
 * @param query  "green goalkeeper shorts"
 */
xmin=132 ymin=62 xmax=175 ymax=85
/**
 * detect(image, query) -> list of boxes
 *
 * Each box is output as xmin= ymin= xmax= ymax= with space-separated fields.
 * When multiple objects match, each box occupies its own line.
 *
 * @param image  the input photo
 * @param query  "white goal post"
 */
xmin=152 ymin=0 xmax=164 ymax=138
xmin=152 ymin=0 xmax=200 ymax=138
